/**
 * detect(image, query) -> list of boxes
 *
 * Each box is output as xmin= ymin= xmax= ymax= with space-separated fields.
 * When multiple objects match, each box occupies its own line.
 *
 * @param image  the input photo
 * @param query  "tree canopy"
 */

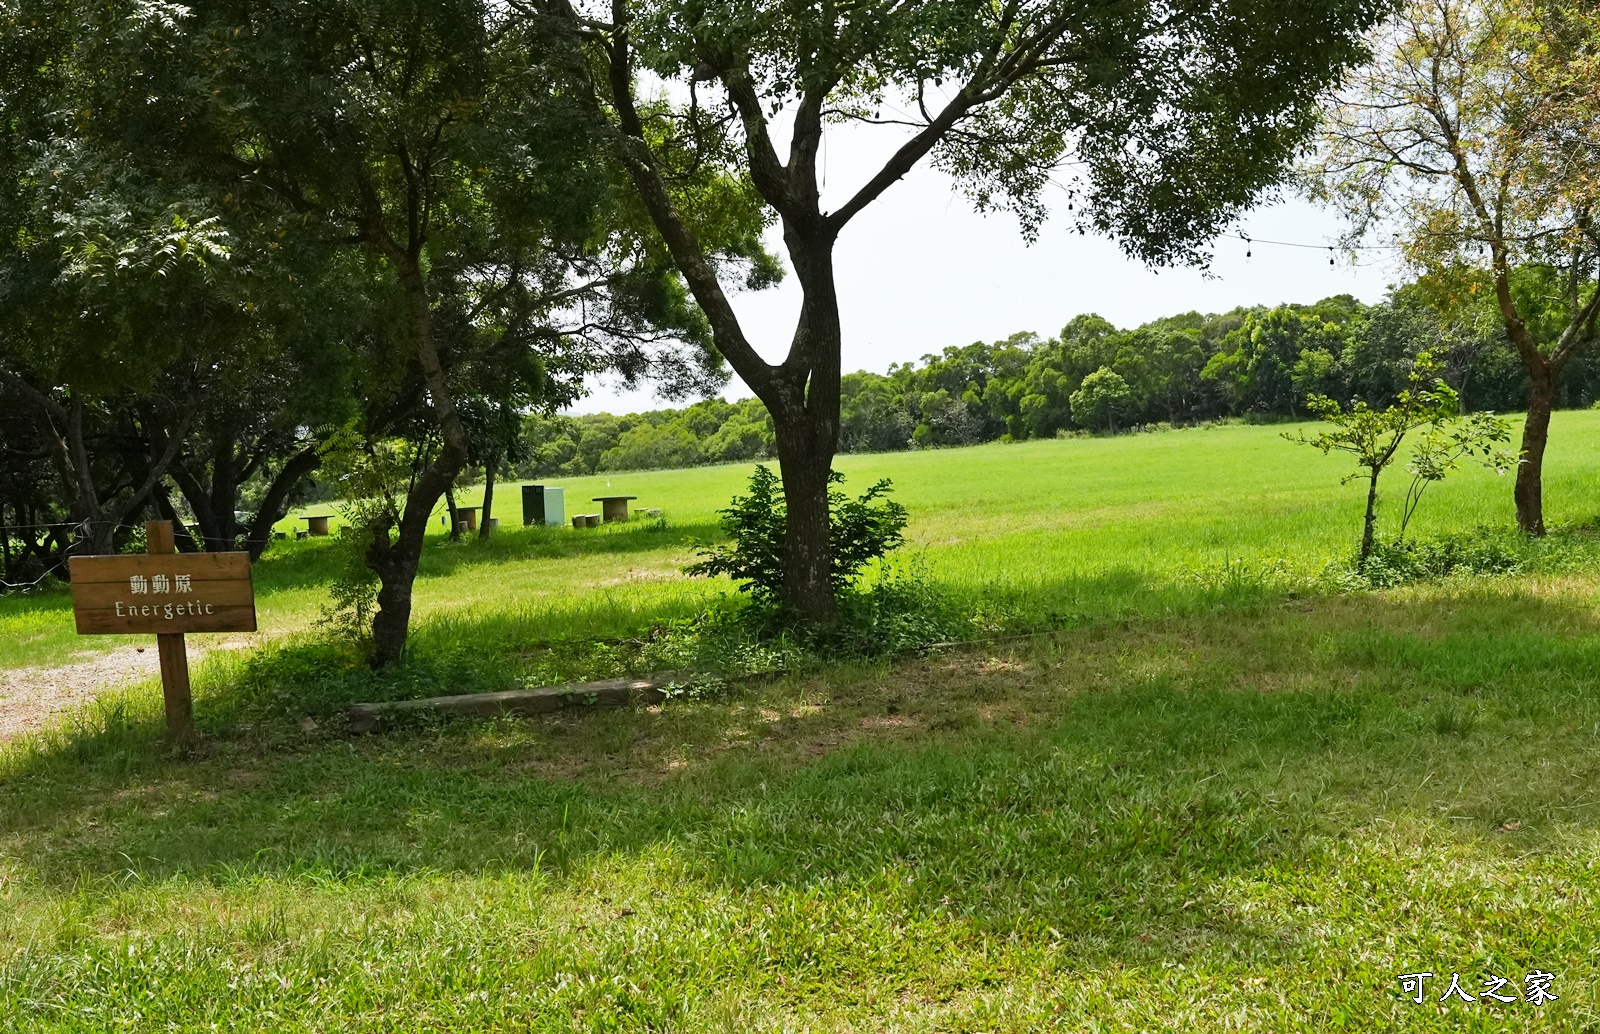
xmin=523 ymin=0 xmax=1391 ymax=621
xmin=1311 ymin=0 xmax=1600 ymax=533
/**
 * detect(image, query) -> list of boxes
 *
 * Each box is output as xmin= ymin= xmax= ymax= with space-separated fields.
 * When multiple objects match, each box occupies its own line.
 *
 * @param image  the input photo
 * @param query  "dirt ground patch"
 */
xmin=0 ymin=648 xmax=165 ymax=740
xmin=0 ymin=640 xmax=250 ymax=741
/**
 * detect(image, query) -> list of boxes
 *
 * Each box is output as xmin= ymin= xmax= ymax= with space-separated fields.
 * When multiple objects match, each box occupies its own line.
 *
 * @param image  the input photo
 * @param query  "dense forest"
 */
xmin=507 ymin=281 xmax=1600 ymax=478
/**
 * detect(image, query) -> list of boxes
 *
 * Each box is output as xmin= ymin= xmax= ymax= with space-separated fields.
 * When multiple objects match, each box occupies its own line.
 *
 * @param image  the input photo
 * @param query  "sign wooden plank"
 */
xmin=68 ymin=550 xmax=256 ymax=636
xmin=68 ymin=553 xmax=253 ymax=582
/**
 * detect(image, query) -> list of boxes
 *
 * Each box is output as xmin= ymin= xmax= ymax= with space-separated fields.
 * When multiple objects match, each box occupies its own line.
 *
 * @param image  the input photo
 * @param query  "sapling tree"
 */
xmin=1311 ymin=0 xmax=1600 ymax=534
xmin=1288 ymin=354 xmax=1510 ymax=567
xmin=1397 ymin=412 xmax=1514 ymax=540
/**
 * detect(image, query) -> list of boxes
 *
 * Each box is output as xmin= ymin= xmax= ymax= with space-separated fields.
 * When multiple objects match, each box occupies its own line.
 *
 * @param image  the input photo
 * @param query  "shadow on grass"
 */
xmin=4 ymin=576 xmax=1600 ymax=964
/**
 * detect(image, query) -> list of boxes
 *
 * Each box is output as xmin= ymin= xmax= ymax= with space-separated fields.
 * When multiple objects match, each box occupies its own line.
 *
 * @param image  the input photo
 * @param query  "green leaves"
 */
xmin=1289 ymin=351 xmax=1515 ymax=556
xmin=687 ymin=466 xmax=909 ymax=608
xmin=1069 ymin=365 xmax=1133 ymax=432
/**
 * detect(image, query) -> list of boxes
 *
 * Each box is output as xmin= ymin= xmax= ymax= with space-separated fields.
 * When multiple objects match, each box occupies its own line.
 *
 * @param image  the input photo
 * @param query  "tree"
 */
xmin=1070 ymin=367 xmax=1134 ymax=433
xmin=1312 ymin=0 xmax=1600 ymax=534
xmin=601 ymin=422 xmax=704 ymax=470
xmin=840 ymin=372 xmax=914 ymax=453
xmin=121 ymin=0 xmax=767 ymax=664
xmin=1287 ymin=353 xmax=1507 ymax=567
xmin=0 ymin=24 xmax=236 ymax=556
xmin=530 ymin=0 xmax=1387 ymax=623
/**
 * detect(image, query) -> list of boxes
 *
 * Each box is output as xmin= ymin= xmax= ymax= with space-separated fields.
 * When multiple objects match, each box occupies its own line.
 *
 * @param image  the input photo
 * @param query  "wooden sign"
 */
xmin=68 ymin=552 xmax=257 ymax=635
xmin=67 ymin=521 xmax=256 ymax=743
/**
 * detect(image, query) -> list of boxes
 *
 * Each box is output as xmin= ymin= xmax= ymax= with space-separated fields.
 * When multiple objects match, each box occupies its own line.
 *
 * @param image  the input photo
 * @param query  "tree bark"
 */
xmin=1515 ymin=361 xmax=1555 ymax=535
xmin=152 ymin=483 xmax=201 ymax=553
xmin=244 ymin=445 xmax=321 ymax=561
xmin=445 ymin=483 xmax=462 ymax=542
xmin=210 ymin=443 xmax=239 ymax=552
xmin=1359 ymin=469 xmax=1380 ymax=568
xmin=0 ymin=501 xmax=11 ymax=585
xmin=771 ymin=407 xmax=836 ymax=620
xmin=365 ymin=257 xmax=471 ymax=667
xmin=478 ymin=460 xmax=496 ymax=540
xmin=768 ymin=243 xmax=843 ymax=624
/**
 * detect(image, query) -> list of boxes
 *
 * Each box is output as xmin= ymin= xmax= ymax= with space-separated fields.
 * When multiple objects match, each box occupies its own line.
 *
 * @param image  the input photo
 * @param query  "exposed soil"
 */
xmin=0 ymin=640 xmax=248 ymax=742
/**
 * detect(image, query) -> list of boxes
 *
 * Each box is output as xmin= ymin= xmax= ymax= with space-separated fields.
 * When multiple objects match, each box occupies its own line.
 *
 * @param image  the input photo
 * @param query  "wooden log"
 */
xmin=346 ymin=673 xmax=685 ymax=734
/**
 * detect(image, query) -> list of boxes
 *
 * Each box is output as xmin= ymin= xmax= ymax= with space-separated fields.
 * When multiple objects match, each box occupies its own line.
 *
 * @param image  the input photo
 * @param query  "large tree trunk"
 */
xmin=366 ymin=258 xmax=471 ymax=667
xmin=771 ymin=410 xmax=837 ymax=622
xmin=245 ymin=445 xmax=321 ymax=561
xmin=366 ymin=448 xmax=461 ymax=666
xmin=1515 ymin=361 xmax=1555 ymax=536
xmin=209 ymin=444 xmax=240 ymax=552
xmin=764 ymin=246 xmax=844 ymax=624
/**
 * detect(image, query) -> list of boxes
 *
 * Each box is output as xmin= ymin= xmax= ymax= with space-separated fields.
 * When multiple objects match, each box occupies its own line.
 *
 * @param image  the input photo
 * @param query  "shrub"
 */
xmin=1332 ymin=527 xmax=1526 ymax=589
xmin=686 ymin=465 xmax=909 ymax=608
xmin=649 ymin=558 xmax=969 ymax=674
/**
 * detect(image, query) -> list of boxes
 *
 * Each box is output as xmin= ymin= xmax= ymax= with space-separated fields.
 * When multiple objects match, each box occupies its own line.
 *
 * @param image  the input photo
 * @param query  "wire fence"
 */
xmin=0 ymin=520 xmax=119 ymax=592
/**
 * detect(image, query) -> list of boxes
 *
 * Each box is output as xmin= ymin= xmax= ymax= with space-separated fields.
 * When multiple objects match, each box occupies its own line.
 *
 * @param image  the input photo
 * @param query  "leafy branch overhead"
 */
xmin=512 ymin=0 xmax=1389 ymax=623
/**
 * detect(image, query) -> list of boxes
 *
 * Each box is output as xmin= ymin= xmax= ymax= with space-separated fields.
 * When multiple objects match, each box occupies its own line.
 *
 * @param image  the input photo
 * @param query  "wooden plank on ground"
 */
xmin=346 ymin=673 xmax=685 ymax=734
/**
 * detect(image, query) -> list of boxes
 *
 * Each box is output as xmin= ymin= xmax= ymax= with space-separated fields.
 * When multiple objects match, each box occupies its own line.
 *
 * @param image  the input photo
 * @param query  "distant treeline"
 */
xmin=511 ymin=286 xmax=1599 ymax=477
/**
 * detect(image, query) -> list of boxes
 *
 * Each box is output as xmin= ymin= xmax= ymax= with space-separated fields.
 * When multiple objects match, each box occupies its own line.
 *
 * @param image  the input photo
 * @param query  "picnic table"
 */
xmin=592 ymin=495 xmax=638 ymax=522
xmin=302 ymin=515 xmax=333 ymax=536
xmin=456 ymin=506 xmax=481 ymax=531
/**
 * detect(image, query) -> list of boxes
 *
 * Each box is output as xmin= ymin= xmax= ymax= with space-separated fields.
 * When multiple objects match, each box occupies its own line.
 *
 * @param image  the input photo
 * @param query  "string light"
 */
xmin=1236 ymin=231 xmax=1402 ymax=267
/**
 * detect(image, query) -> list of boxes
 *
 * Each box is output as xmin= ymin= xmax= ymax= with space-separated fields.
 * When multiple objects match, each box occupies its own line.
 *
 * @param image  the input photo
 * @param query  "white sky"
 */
xmin=570 ymin=119 xmax=1403 ymax=415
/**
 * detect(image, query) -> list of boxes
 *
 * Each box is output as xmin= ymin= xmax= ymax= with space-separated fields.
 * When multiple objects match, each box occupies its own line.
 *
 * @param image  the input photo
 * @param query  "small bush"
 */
xmin=827 ymin=559 xmax=971 ymax=656
xmin=686 ymin=465 xmax=909 ymax=607
xmin=1179 ymin=554 xmax=1299 ymax=599
xmin=1331 ymin=527 xmax=1525 ymax=589
xmin=320 ymin=521 xmax=381 ymax=653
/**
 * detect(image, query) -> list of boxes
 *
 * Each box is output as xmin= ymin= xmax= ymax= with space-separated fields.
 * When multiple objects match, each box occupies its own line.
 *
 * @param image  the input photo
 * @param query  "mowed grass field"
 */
xmin=7 ymin=411 xmax=1600 ymax=670
xmin=4 ymin=415 xmax=1600 ymax=1031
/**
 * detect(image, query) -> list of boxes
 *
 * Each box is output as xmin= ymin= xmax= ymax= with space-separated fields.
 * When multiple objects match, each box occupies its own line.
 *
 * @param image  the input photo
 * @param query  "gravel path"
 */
xmin=0 ymin=642 xmax=248 ymax=742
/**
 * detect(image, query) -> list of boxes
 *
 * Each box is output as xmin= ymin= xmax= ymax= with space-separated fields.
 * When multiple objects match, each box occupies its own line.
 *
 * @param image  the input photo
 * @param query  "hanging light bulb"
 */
xmin=1328 ymin=247 xmax=1335 ymax=268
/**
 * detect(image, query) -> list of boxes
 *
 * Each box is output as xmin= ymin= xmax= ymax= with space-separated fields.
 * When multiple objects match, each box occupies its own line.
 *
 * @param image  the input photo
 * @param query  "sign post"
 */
xmin=68 ymin=520 xmax=257 ymax=743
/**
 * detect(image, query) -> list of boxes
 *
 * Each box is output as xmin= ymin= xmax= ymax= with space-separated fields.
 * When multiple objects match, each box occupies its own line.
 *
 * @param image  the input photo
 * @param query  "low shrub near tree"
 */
xmin=686 ymin=466 xmax=909 ymax=608
xmin=678 ymin=466 xmax=973 ymax=657
xmin=1329 ymin=527 xmax=1528 ymax=590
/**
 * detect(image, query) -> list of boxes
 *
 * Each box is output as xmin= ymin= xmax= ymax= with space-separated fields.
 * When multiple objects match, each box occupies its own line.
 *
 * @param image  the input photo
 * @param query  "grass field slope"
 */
xmin=2 ymin=416 xmax=1600 ymax=1031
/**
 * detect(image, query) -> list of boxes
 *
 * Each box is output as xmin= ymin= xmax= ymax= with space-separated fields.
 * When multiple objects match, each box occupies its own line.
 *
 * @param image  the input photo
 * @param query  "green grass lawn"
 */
xmin=4 ymin=415 xmax=1600 ymax=1031
xmin=9 ymin=412 xmax=1600 ymax=671
xmin=4 ymin=580 xmax=1600 ymax=1030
